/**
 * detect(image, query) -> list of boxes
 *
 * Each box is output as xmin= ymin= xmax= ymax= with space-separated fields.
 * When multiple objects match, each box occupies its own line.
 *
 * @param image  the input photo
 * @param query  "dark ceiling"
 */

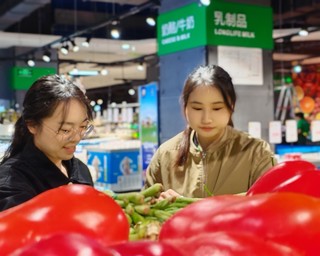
xmin=0 ymin=0 xmax=158 ymax=40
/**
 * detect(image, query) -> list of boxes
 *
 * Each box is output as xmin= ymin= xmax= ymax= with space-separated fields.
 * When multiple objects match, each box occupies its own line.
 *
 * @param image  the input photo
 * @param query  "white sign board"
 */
xmin=248 ymin=121 xmax=261 ymax=139
xmin=217 ymin=46 xmax=263 ymax=85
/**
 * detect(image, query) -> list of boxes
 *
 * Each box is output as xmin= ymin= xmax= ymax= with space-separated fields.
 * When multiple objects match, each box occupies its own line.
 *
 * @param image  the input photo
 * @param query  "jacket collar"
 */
xmin=21 ymin=139 xmax=87 ymax=184
xmin=189 ymin=126 xmax=234 ymax=154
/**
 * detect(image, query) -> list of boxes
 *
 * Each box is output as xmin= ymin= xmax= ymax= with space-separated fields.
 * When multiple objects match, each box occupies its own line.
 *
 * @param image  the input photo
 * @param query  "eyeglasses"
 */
xmin=42 ymin=122 xmax=94 ymax=141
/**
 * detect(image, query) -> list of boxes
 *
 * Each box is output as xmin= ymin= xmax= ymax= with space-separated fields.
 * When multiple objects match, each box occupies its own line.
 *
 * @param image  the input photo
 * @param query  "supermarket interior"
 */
xmin=1 ymin=0 xmax=320 ymax=191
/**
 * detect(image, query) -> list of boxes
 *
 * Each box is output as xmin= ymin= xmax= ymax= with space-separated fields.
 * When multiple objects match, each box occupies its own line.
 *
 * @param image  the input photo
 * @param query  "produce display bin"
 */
xmin=87 ymin=147 xmax=142 ymax=192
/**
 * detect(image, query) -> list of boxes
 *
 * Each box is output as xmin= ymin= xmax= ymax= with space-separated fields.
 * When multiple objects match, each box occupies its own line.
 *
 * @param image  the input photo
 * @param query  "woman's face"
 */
xmin=28 ymin=99 xmax=89 ymax=166
xmin=185 ymin=85 xmax=231 ymax=149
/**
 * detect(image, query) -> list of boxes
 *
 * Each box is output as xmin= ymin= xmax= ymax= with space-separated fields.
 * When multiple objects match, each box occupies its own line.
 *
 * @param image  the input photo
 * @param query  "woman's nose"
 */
xmin=202 ymin=111 xmax=212 ymax=123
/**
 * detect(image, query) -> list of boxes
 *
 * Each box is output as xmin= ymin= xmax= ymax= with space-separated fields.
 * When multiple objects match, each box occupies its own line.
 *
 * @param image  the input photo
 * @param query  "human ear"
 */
xmin=26 ymin=122 xmax=38 ymax=135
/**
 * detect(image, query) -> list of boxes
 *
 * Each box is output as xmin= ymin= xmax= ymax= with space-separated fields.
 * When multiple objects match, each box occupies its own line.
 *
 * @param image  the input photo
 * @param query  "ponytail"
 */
xmin=174 ymin=127 xmax=192 ymax=168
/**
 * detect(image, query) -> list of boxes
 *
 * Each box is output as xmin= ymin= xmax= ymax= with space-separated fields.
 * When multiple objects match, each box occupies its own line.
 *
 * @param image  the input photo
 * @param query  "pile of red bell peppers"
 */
xmin=1 ymin=159 xmax=319 ymax=256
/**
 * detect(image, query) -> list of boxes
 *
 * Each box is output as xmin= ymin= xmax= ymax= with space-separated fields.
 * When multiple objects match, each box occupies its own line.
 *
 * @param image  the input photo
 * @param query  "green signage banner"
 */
xmin=11 ymin=67 xmax=56 ymax=90
xmin=157 ymin=3 xmax=207 ymax=56
xmin=157 ymin=1 xmax=273 ymax=55
xmin=206 ymin=1 xmax=273 ymax=49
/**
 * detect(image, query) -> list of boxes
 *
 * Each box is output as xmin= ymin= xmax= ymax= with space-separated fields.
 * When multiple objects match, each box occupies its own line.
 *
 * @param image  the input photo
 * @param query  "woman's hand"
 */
xmin=159 ymin=189 xmax=181 ymax=200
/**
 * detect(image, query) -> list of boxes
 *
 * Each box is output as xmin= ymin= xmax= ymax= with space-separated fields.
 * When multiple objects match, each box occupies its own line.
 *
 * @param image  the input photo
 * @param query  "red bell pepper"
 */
xmin=159 ymin=192 xmax=320 ymax=255
xmin=107 ymin=240 xmax=184 ymax=256
xmin=166 ymin=231 xmax=301 ymax=256
xmin=11 ymin=232 xmax=116 ymax=256
xmin=0 ymin=184 xmax=129 ymax=255
xmin=246 ymin=159 xmax=320 ymax=197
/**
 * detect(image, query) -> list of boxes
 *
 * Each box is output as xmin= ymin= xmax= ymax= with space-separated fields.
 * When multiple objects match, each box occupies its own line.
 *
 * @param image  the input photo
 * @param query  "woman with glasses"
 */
xmin=0 ymin=75 xmax=94 ymax=211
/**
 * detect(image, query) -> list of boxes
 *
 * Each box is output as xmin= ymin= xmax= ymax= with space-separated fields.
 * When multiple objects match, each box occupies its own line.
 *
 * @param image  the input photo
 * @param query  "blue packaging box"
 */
xmin=87 ymin=148 xmax=142 ymax=192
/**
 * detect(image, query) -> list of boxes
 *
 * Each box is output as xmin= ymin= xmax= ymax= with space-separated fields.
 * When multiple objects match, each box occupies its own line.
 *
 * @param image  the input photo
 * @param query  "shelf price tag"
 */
xmin=269 ymin=121 xmax=282 ymax=144
xmin=285 ymin=119 xmax=298 ymax=143
xmin=248 ymin=121 xmax=261 ymax=139
xmin=311 ymin=120 xmax=320 ymax=142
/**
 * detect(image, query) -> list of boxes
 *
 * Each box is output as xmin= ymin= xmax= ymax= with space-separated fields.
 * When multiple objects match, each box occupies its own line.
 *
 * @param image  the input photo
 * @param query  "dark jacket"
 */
xmin=0 ymin=139 xmax=93 ymax=211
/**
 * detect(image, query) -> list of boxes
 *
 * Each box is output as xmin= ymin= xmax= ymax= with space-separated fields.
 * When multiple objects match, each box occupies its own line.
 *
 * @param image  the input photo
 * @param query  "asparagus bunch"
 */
xmin=104 ymin=183 xmax=201 ymax=240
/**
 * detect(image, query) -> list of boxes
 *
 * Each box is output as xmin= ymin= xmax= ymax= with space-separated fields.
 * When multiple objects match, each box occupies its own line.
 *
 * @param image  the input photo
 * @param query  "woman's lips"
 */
xmin=200 ymin=127 xmax=214 ymax=132
xmin=63 ymin=146 xmax=76 ymax=154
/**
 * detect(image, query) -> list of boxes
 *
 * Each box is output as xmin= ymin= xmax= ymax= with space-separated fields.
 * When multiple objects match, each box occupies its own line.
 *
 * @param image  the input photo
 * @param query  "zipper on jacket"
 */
xmin=201 ymin=151 xmax=207 ymax=197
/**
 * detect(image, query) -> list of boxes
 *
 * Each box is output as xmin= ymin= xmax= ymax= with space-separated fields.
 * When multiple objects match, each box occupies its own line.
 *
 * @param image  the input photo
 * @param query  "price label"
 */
xmin=269 ymin=121 xmax=282 ymax=144
xmin=285 ymin=119 xmax=298 ymax=143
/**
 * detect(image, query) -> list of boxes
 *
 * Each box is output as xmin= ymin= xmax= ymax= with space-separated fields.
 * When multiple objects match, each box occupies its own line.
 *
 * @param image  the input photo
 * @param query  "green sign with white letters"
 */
xmin=206 ymin=1 xmax=273 ymax=49
xmin=157 ymin=1 xmax=273 ymax=55
xmin=11 ymin=67 xmax=56 ymax=90
xmin=157 ymin=3 xmax=207 ymax=56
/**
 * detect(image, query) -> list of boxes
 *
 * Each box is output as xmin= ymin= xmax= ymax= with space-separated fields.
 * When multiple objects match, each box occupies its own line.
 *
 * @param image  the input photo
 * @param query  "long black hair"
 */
xmin=0 ymin=75 xmax=93 ymax=164
xmin=175 ymin=65 xmax=236 ymax=167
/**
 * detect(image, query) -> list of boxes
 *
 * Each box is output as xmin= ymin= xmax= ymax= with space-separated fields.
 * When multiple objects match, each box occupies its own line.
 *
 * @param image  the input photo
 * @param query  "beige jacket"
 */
xmin=145 ymin=126 xmax=276 ymax=198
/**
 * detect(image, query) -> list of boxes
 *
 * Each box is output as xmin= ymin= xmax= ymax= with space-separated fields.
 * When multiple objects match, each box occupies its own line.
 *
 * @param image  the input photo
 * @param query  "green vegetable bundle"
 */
xmin=104 ymin=183 xmax=201 ymax=241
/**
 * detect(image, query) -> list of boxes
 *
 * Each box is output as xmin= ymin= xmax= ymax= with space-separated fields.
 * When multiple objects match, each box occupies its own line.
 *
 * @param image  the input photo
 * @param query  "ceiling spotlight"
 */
xmin=26 ymin=56 xmax=35 ymax=67
xmin=60 ymin=44 xmax=69 ymax=55
xmin=128 ymin=88 xmax=135 ymax=96
xmin=111 ymin=28 xmax=120 ymax=39
xmin=298 ymin=28 xmax=309 ymax=37
xmin=137 ymin=62 xmax=144 ymax=71
xmin=293 ymin=64 xmax=302 ymax=73
xmin=199 ymin=0 xmax=211 ymax=6
xmin=42 ymin=50 xmax=51 ymax=62
xmin=82 ymin=36 xmax=91 ymax=47
xmin=100 ymin=68 xmax=108 ymax=76
xmin=146 ymin=17 xmax=156 ymax=26
xmin=71 ymin=40 xmax=79 ymax=52
xmin=72 ymin=67 xmax=78 ymax=74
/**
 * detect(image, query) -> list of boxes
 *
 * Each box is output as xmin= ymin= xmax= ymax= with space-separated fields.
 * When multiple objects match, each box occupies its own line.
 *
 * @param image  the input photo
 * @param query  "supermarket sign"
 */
xmin=157 ymin=2 xmax=273 ymax=55
xmin=11 ymin=66 xmax=56 ymax=90
xmin=157 ymin=3 xmax=207 ymax=56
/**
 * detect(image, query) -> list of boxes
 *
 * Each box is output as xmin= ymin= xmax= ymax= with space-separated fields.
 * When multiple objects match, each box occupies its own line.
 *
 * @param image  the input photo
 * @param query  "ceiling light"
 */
xmin=82 ymin=36 xmax=91 ymax=47
xmin=199 ymin=0 xmax=211 ymax=6
xmin=137 ymin=62 xmax=144 ymax=71
xmin=60 ymin=44 xmax=69 ymax=55
xmin=111 ymin=29 xmax=120 ymax=39
xmin=128 ymin=88 xmax=135 ymax=95
xmin=26 ymin=56 xmax=35 ymax=67
xmin=42 ymin=50 xmax=51 ymax=62
xmin=27 ymin=59 xmax=35 ymax=67
xmin=97 ymin=99 xmax=103 ymax=105
xmin=121 ymin=43 xmax=130 ymax=50
xmin=298 ymin=28 xmax=309 ymax=37
xmin=69 ymin=70 xmax=99 ymax=76
xmin=293 ymin=64 xmax=302 ymax=73
xmin=100 ymin=68 xmax=108 ymax=76
xmin=71 ymin=40 xmax=79 ymax=52
xmin=146 ymin=17 xmax=156 ymax=26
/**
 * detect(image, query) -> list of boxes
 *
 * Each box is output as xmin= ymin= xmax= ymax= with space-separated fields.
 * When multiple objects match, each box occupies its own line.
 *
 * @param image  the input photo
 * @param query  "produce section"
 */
xmin=1 ymin=159 xmax=320 ymax=255
xmin=105 ymin=183 xmax=201 ymax=241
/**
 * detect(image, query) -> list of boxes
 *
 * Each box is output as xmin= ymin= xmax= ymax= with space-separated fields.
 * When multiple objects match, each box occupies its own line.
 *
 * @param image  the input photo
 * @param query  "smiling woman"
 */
xmin=0 ymin=75 xmax=95 ymax=212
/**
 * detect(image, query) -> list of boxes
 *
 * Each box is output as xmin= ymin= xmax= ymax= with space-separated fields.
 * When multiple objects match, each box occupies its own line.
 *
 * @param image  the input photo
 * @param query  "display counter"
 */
xmin=275 ymin=144 xmax=320 ymax=167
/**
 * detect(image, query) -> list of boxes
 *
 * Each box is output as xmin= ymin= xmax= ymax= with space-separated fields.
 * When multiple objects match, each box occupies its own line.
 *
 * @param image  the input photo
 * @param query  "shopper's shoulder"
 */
xmin=158 ymin=131 xmax=184 ymax=151
xmin=228 ymin=127 xmax=270 ymax=149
